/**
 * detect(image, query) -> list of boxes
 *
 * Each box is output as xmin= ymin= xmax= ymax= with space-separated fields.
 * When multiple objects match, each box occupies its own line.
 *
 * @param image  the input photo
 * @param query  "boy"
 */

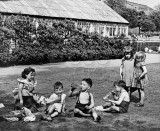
xmin=96 ymin=80 xmax=130 ymax=113
xmin=68 ymin=78 xmax=101 ymax=122
xmin=43 ymin=81 xmax=66 ymax=121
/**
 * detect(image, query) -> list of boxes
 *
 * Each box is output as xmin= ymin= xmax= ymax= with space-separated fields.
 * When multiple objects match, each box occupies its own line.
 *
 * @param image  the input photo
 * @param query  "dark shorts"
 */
xmin=118 ymin=106 xmax=128 ymax=113
xmin=75 ymin=103 xmax=91 ymax=114
xmin=130 ymin=87 xmax=144 ymax=93
xmin=117 ymin=101 xmax=130 ymax=113
xmin=15 ymin=96 xmax=38 ymax=113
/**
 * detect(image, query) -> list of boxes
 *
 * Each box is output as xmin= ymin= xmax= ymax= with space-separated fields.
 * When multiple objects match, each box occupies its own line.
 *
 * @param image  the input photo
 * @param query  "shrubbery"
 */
xmin=0 ymin=14 xmax=133 ymax=66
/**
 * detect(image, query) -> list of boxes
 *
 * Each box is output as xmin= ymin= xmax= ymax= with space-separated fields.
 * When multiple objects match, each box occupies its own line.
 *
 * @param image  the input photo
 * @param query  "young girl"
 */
xmin=14 ymin=67 xmax=38 ymax=112
xmin=68 ymin=78 xmax=101 ymax=122
xmin=133 ymin=51 xmax=148 ymax=107
xmin=43 ymin=81 xmax=66 ymax=121
xmin=96 ymin=80 xmax=130 ymax=113
xmin=120 ymin=46 xmax=135 ymax=95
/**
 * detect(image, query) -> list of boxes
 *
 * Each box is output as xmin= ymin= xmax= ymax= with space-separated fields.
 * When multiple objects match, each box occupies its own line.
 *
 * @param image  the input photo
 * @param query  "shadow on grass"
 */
xmin=130 ymin=95 xmax=139 ymax=103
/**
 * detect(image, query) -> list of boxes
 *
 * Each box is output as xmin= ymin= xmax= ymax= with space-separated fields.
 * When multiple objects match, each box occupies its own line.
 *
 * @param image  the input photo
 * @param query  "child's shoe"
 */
xmin=135 ymin=103 xmax=144 ymax=107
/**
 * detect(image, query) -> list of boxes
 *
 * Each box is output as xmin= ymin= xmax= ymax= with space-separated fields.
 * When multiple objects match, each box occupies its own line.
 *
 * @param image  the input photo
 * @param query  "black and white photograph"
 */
xmin=0 ymin=0 xmax=160 ymax=130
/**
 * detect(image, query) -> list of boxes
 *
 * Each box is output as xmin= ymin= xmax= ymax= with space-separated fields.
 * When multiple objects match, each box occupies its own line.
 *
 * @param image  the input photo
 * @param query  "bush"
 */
xmin=0 ymin=14 xmax=132 ymax=66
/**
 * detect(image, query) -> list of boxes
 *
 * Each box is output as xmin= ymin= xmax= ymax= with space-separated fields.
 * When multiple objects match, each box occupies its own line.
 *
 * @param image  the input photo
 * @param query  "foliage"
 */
xmin=141 ymin=19 xmax=156 ymax=32
xmin=105 ymin=1 xmax=157 ymax=33
xmin=0 ymin=14 xmax=130 ymax=66
xmin=149 ymin=11 xmax=160 ymax=31
xmin=105 ymin=0 xmax=126 ymax=14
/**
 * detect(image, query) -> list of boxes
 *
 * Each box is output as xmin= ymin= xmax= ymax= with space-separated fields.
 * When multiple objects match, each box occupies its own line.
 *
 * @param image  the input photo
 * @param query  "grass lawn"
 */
xmin=0 ymin=63 xmax=160 ymax=131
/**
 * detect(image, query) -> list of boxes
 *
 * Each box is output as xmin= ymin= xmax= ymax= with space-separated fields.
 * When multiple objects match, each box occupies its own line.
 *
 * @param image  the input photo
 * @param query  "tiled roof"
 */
xmin=0 ymin=0 xmax=129 ymax=24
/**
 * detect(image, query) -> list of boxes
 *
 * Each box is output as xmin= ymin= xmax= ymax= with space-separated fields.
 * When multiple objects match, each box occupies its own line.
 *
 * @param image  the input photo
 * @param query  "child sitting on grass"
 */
xmin=13 ymin=67 xmax=38 ymax=113
xmin=42 ymin=81 xmax=66 ymax=121
xmin=96 ymin=80 xmax=130 ymax=113
xmin=68 ymin=78 xmax=101 ymax=122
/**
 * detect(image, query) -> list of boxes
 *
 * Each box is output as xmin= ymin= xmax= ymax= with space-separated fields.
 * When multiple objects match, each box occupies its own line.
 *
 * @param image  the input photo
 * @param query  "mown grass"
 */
xmin=0 ymin=63 xmax=160 ymax=131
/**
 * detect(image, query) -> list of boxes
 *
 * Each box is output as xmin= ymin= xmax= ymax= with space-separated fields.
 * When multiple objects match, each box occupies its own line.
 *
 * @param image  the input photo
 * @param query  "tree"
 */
xmin=141 ymin=19 xmax=156 ymax=32
xmin=149 ymin=11 xmax=160 ymax=31
xmin=121 ymin=8 xmax=138 ymax=28
xmin=105 ymin=0 xmax=126 ymax=14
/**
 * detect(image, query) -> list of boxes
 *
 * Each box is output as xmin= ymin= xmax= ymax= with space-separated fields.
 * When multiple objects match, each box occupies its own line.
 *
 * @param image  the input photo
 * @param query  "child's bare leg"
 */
xmin=74 ymin=108 xmax=91 ymax=117
xmin=138 ymin=89 xmax=141 ymax=100
xmin=51 ymin=111 xmax=59 ymax=118
xmin=139 ymin=89 xmax=145 ymax=104
xmin=103 ymin=102 xmax=112 ymax=108
xmin=91 ymin=108 xmax=101 ymax=122
xmin=48 ymin=105 xmax=55 ymax=115
xmin=62 ymin=104 xmax=66 ymax=113
xmin=101 ymin=106 xmax=120 ymax=112
xmin=91 ymin=108 xmax=98 ymax=120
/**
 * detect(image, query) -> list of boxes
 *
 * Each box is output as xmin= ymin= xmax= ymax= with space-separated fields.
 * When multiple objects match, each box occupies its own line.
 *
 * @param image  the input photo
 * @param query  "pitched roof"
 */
xmin=0 ymin=0 xmax=129 ymax=24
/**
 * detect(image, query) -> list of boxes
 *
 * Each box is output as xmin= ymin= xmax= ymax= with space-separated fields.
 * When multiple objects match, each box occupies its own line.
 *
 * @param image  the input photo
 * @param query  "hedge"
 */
xmin=0 ymin=14 xmax=134 ymax=66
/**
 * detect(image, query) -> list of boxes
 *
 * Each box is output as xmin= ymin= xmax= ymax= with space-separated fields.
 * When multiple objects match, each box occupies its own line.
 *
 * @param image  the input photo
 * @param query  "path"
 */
xmin=0 ymin=53 xmax=160 ymax=77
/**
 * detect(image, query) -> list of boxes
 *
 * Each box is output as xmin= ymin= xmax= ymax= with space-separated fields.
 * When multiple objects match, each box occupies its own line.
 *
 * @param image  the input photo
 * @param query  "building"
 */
xmin=125 ymin=1 xmax=154 ymax=15
xmin=0 ymin=0 xmax=129 ymax=37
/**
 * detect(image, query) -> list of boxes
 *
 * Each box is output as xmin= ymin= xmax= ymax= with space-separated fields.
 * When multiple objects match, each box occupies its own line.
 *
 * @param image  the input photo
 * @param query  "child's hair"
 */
xmin=134 ymin=51 xmax=146 ymax=62
xmin=54 ymin=81 xmax=63 ymax=90
xmin=124 ymin=46 xmax=134 ymax=60
xmin=21 ymin=67 xmax=35 ymax=79
xmin=82 ymin=78 xmax=92 ymax=87
xmin=113 ymin=80 xmax=126 ymax=89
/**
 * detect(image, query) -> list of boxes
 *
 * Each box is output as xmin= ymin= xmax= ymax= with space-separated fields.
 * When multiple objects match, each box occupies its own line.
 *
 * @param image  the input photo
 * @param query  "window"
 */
xmin=113 ymin=27 xmax=116 ymax=36
xmin=118 ymin=28 xmax=120 ymax=36
xmin=109 ymin=27 xmax=112 ymax=36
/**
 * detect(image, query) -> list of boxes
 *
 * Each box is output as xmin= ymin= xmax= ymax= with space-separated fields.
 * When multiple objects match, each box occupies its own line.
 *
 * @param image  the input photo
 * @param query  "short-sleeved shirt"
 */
xmin=17 ymin=79 xmax=37 ymax=96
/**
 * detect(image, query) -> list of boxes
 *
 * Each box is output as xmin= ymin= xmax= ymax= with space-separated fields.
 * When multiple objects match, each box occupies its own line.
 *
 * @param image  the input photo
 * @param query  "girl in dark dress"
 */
xmin=14 ymin=67 xmax=38 ymax=113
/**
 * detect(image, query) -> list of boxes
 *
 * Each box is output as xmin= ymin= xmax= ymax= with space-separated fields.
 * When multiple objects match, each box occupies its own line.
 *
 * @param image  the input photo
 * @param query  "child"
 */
xmin=120 ymin=46 xmax=135 ymax=95
xmin=133 ymin=51 xmax=148 ymax=107
xmin=44 ymin=81 xmax=66 ymax=120
xmin=96 ymin=80 xmax=130 ymax=113
xmin=14 ymin=67 xmax=38 ymax=112
xmin=68 ymin=78 xmax=101 ymax=122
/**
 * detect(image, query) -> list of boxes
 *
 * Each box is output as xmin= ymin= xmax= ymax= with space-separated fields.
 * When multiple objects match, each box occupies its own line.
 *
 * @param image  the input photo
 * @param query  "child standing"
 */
xmin=96 ymin=80 xmax=130 ymax=113
xmin=133 ymin=51 xmax=148 ymax=107
xmin=44 ymin=82 xmax=66 ymax=120
xmin=14 ymin=67 xmax=38 ymax=112
xmin=120 ymin=46 xmax=135 ymax=95
xmin=68 ymin=78 xmax=101 ymax=122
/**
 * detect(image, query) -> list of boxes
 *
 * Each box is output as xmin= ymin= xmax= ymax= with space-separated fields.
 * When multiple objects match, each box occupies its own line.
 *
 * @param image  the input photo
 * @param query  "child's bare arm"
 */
xmin=61 ymin=94 xmax=66 ymax=104
xmin=108 ymin=93 xmax=125 ymax=105
xmin=68 ymin=89 xmax=80 ymax=97
xmin=139 ymin=66 xmax=147 ymax=79
xmin=103 ymin=90 xmax=117 ymax=100
xmin=61 ymin=94 xmax=66 ymax=113
xmin=103 ymin=92 xmax=112 ymax=100
xmin=46 ymin=99 xmax=60 ymax=105
xmin=87 ymin=93 xmax=94 ymax=109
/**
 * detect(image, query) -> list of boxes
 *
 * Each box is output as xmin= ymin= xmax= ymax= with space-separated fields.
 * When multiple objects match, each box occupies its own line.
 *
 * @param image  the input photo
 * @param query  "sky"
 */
xmin=127 ymin=0 xmax=160 ymax=8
